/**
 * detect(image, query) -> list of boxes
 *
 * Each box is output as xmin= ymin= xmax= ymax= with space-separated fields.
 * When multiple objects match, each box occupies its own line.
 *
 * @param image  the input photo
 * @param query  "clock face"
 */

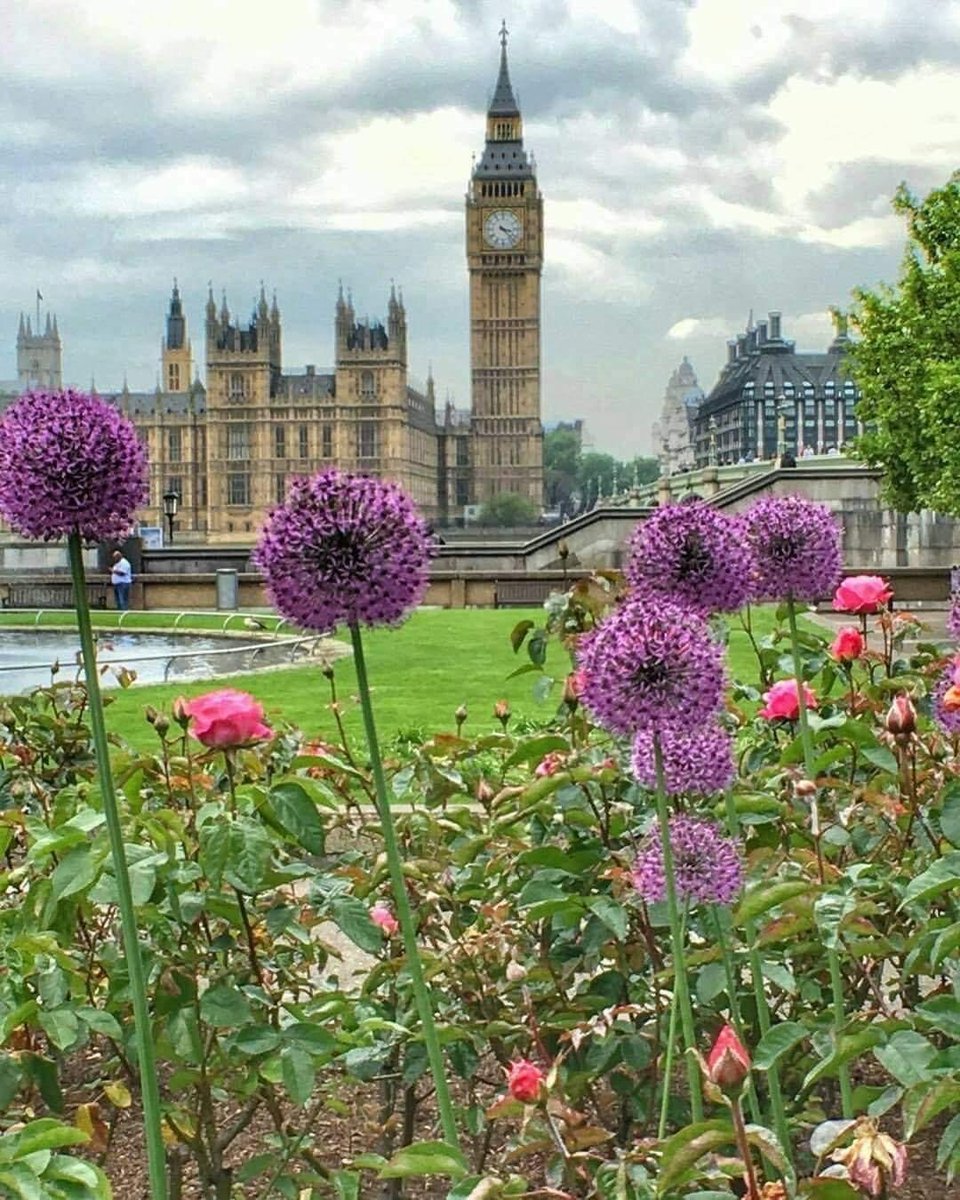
xmin=483 ymin=209 xmax=523 ymax=249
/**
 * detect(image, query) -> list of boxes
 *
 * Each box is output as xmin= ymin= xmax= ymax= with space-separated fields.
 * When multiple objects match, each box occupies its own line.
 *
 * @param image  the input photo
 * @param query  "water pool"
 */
xmin=0 ymin=629 xmax=296 ymax=694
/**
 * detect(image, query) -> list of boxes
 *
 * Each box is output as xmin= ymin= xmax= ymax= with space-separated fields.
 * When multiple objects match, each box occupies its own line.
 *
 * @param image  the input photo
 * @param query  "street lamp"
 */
xmin=708 ymin=416 xmax=718 ymax=466
xmin=162 ymin=490 xmax=180 ymax=545
xmin=776 ymin=395 xmax=788 ymax=459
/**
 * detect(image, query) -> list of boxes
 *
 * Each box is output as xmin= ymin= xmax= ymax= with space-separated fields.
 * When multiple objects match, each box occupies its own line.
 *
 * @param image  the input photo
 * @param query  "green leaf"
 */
xmin=331 ymin=1169 xmax=362 ymax=1200
xmin=77 ymin=1008 xmax=123 ymax=1040
xmin=586 ymin=896 xmax=628 ymax=942
xmin=50 ymin=845 xmax=100 ymax=900
xmin=223 ymin=819 xmax=271 ymax=894
xmin=873 ymin=1030 xmax=938 ymax=1087
xmin=380 ymin=1140 xmax=469 ymax=1180
xmin=753 ymin=1022 xmax=808 ymax=1071
xmin=199 ymin=984 xmax=254 ymax=1029
xmin=798 ymin=1180 xmax=862 ymax=1199
xmin=802 ymin=1027 xmax=886 ymax=1093
xmin=656 ymin=1120 xmax=734 ymax=1195
xmin=510 ymin=620 xmax=534 ymax=653
xmin=899 ymin=852 xmax=960 ymax=909
xmin=281 ymin=1045 xmax=315 ymax=1107
xmin=11 ymin=1119 xmax=88 ymax=1156
xmin=916 ymin=994 xmax=960 ymax=1039
xmin=735 ymin=879 xmax=815 ymax=924
xmin=269 ymin=780 xmax=326 ymax=855
xmin=37 ymin=1008 xmax=80 ymax=1052
xmin=231 ymin=1025 xmax=282 ymax=1056
xmin=503 ymin=735 xmax=569 ymax=769
xmin=903 ymin=1078 xmax=960 ymax=1139
xmin=859 ymin=745 xmax=899 ymax=774
xmin=331 ymin=897 xmax=383 ymax=954
xmin=940 ymin=784 xmax=960 ymax=847
xmin=696 ymin=962 xmax=728 ymax=1004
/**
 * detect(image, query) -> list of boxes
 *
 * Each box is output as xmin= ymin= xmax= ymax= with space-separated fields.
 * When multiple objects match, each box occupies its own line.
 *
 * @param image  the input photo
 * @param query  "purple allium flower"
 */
xmin=576 ymin=596 xmax=726 ymax=736
xmin=625 ymin=501 xmax=753 ymax=614
xmin=254 ymin=469 xmax=434 ymax=633
xmin=933 ymin=659 xmax=960 ymax=734
xmin=948 ymin=593 xmax=960 ymax=642
xmin=0 ymin=390 xmax=148 ymax=543
xmin=741 ymin=495 xmax=842 ymax=604
xmin=630 ymin=723 xmax=735 ymax=796
xmin=633 ymin=815 xmax=743 ymax=907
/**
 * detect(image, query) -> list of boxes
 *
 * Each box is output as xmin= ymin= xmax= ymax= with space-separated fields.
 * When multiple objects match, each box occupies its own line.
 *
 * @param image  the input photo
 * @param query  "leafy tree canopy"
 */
xmin=852 ymin=172 xmax=960 ymax=514
xmin=477 ymin=491 xmax=539 ymax=527
xmin=543 ymin=428 xmax=658 ymax=511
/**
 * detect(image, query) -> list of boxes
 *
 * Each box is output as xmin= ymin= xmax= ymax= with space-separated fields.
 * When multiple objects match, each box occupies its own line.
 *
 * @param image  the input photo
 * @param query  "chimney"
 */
xmin=736 ymin=334 xmax=748 ymax=358
xmin=727 ymin=341 xmax=737 ymax=364
xmin=305 ymin=364 xmax=315 ymax=376
xmin=757 ymin=320 xmax=768 ymax=344
xmin=747 ymin=329 xmax=758 ymax=352
xmin=769 ymin=310 xmax=782 ymax=340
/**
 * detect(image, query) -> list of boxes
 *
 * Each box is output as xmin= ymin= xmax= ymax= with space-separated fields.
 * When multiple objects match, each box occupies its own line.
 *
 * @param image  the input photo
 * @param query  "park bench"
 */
xmin=2 ymin=581 xmax=109 ymax=610
xmin=494 ymin=578 xmax=559 ymax=608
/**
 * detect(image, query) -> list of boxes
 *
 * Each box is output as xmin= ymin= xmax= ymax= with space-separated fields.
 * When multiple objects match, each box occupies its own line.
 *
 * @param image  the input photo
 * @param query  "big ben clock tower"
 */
xmin=467 ymin=22 xmax=544 ymax=508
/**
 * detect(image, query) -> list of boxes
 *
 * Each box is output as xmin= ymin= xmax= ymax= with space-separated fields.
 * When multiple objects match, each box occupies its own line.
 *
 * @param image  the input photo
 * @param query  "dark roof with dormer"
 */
xmin=473 ymin=25 xmax=535 ymax=181
xmin=698 ymin=314 xmax=858 ymax=419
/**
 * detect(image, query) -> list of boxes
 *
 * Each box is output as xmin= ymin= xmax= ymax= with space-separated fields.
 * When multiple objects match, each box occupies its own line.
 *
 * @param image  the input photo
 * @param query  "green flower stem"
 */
xmin=710 ymin=907 xmax=761 ymax=1126
xmin=349 ymin=623 xmax=460 ymax=1149
xmin=785 ymin=600 xmax=853 ymax=1120
xmin=653 ymin=735 xmax=703 ymax=1122
xmin=723 ymin=791 xmax=793 ymax=1171
xmin=67 ymin=534 xmax=167 ymax=1200
xmin=656 ymin=905 xmax=687 ymax=1139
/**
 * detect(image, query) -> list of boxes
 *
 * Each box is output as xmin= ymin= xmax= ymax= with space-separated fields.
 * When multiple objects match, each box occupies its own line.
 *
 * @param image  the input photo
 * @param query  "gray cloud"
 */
xmin=0 ymin=0 xmax=957 ymax=454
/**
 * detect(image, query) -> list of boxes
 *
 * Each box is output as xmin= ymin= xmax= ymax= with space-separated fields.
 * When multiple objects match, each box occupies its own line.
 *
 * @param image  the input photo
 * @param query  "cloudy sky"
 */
xmin=3 ymin=0 xmax=960 ymax=454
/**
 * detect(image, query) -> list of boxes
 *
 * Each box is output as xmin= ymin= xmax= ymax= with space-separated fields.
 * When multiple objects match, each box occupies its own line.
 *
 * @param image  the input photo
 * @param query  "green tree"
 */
xmin=477 ymin=491 xmax=539 ymax=527
xmin=543 ymin=427 xmax=581 ymax=507
xmin=852 ymin=172 xmax=960 ymax=513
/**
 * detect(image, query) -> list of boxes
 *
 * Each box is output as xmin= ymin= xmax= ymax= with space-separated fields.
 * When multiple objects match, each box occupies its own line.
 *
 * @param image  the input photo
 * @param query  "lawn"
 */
xmin=0 ymin=604 xmax=788 ymax=752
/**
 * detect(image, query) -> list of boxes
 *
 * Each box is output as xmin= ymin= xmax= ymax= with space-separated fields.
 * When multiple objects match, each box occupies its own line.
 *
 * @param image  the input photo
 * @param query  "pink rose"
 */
xmin=886 ymin=693 xmax=918 ymax=734
xmin=759 ymin=679 xmax=817 ymax=721
xmin=506 ymin=1059 xmax=545 ymax=1104
xmin=830 ymin=626 xmax=864 ymax=662
xmin=705 ymin=1024 xmax=751 ymax=1094
xmin=833 ymin=575 xmax=893 ymax=614
xmin=181 ymin=689 xmax=271 ymax=748
xmin=369 ymin=902 xmax=399 ymax=937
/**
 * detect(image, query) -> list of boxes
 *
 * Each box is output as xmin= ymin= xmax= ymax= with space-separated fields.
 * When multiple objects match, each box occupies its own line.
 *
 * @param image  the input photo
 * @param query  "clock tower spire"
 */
xmin=466 ymin=23 xmax=544 ymax=509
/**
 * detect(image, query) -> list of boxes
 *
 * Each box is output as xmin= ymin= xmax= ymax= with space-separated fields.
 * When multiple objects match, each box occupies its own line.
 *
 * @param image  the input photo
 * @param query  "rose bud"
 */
xmin=794 ymin=778 xmax=817 ymax=797
xmin=505 ymin=960 xmax=527 ymax=982
xmin=506 ymin=1059 xmax=544 ymax=1104
xmin=562 ymin=671 xmax=584 ymax=709
xmin=369 ymin=902 xmax=399 ymax=938
xmin=455 ymin=703 xmax=468 ymax=734
xmin=942 ymin=685 xmax=960 ymax=713
xmin=705 ymin=1024 xmax=750 ymax=1094
xmin=830 ymin=626 xmax=864 ymax=663
xmin=885 ymin=693 xmax=917 ymax=738
xmin=493 ymin=700 xmax=511 ymax=730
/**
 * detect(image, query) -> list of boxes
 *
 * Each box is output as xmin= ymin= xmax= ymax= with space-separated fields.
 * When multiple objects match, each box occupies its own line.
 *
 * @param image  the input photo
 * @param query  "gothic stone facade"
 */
xmin=111 ymin=284 xmax=470 ymax=541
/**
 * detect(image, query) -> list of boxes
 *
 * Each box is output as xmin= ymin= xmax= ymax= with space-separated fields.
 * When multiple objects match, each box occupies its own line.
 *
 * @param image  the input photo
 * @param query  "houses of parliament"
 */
xmin=5 ymin=28 xmax=545 ymax=542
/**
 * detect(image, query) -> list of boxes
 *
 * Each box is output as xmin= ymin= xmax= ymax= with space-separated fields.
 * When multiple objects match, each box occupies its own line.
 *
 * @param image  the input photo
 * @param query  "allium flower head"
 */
xmin=625 ymin=501 xmax=753 ymax=613
xmin=254 ymin=470 xmax=434 ymax=633
xmin=742 ymin=495 xmax=842 ymax=603
xmin=633 ymin=815 xmax=742 ymax=906
xmin=577 ymin=596 xmax=726 ymax=736
xmin=630 ymin=724 xmax=735 ymax=796
xmin=0 ymin=389 xmax=148 ymax=542
xmin=948 ymin=592 xmax=960 ymax=642
xmin=933 ymin=661 xmax=960 ymax=733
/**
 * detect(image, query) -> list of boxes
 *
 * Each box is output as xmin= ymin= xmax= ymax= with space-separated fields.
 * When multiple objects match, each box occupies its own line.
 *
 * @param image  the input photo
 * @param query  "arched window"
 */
xmin=360 ymin=371 xmax=375 ymax=398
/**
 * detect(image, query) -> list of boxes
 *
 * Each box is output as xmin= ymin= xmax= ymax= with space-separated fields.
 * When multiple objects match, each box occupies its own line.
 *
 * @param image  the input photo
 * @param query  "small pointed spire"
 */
xmin=489 ymin=19 xmax=520 ymax=116
xmin=220 ymin=290 xmax=229 ymax=324
xmin=17 ymin=313 xmax=24 ymax=339
xmin=258 ymin=280 xmax=268 ymax=320
xmin=52 ymin=314 xmax=59 ymax=338
xmin=206 ymin=283 xmax=217 ymax=320
xmin=270 ymin=289 xmax=280 ymax=321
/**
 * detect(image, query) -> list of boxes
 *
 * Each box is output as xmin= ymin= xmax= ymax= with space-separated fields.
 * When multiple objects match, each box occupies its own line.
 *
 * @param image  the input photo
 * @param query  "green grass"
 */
xmin=0 ymin=606 xmax=798 ymax=753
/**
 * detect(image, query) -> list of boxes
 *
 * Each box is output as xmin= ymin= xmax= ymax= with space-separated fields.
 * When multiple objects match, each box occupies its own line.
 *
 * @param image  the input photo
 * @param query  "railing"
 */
xmin=0 ymin=608 xmax=290 ymax=633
